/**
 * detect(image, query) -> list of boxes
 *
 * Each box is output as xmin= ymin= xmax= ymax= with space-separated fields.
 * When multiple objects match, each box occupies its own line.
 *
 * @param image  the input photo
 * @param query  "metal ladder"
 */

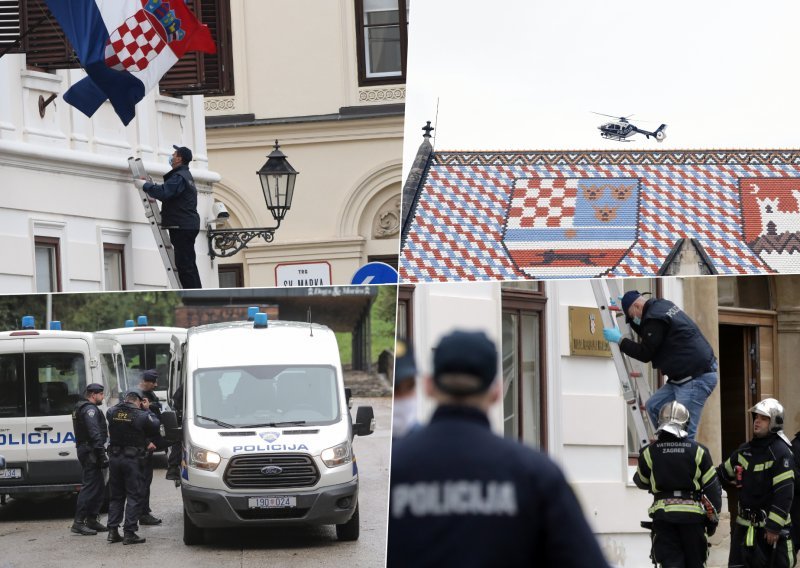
xmin=128 ymin=157 xmax=181 ymax=289
xmin=590 ymin=279 xmax=654 ymax=448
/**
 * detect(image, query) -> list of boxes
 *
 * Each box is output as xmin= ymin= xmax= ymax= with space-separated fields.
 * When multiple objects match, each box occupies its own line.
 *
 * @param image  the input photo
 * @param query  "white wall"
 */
xmin=0 ymin=54 xmax=220 ymax=292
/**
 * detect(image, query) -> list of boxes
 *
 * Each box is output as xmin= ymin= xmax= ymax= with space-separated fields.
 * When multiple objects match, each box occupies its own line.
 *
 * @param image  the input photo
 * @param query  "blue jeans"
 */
xmin=646 ymin=370 xmax=717 ymax=440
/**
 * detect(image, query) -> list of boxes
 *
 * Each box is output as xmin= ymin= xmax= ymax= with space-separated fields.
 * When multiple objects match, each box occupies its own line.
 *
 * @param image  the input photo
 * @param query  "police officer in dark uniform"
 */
xmin=719 ymin=398 xmax=796 ymax=568
xmin=106 ymin=389 xmax=161 ymax=545
xmin=634 ymin=401 xmax=722 ymax=567
xmin=135 ymin=144 xmax=202 ymax=288
xmin=71 ymin=383 xmax=109 ymax=536
xmin=388 ymin=330 xmax=611 ymax=568
xmin=603 ymin=290 xmax=717 ymax=439
xmin=165 ymin=383 xmax=184 ymax=481
xmin=138 ymin=369 xmax=166 ymax=526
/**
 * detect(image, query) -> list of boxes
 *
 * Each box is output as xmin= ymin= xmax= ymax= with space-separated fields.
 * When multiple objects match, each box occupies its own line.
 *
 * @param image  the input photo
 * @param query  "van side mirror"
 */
xmin=0 ymin=454 xmax=5 ymax=469
xmin=160 ymin=410 xmax=182 ymax=442
xmin=345 ymin=388 xmax=353 ymax=409
xmin=353 ymin=406 xmax=375 ymax=437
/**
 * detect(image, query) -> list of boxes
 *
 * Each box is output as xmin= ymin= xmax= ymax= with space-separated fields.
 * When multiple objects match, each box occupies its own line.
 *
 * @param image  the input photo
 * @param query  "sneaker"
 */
xmin=107 ymin=528 xmax=123 ymax=543
xmin=123 ymin=532 xmax=146 ymax=545
xmin=139 ymin=513 xmax=162 ymax=526
xmin=165 ymin=466 xmax=180 ymax=481
xmin=85 ymin=517 xmax=108 ymax=532
xmin=70 ymin=521 xmax=97 ymax=536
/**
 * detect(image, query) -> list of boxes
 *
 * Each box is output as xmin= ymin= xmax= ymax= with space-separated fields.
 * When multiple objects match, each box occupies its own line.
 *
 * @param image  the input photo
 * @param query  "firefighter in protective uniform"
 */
xmin=387 ymin=330 xmax=611 ymax=568
xmin=634 ymin=401 xmax=722 ymax=568
xmin=71 ymin=383 xmax=109 ymax=535
xmin=719 ymin=398 xmax=796 ymax=568
xmin=105 ymin=389 xmax=161 ymax=545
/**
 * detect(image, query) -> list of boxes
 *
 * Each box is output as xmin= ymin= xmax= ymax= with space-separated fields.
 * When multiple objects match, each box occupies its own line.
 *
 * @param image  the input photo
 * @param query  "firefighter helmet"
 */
xmin=656 ymin=401 xmax=690 ymax=438
xmin=749 ymin=398 xmax=784 ymax=433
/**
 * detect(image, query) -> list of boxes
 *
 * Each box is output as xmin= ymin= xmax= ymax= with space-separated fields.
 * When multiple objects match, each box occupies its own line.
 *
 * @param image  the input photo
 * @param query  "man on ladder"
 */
xmin=603 ymin=290 xmax=717 ymax=440
xmin=134 ymin=145 xmax=202 ymax=289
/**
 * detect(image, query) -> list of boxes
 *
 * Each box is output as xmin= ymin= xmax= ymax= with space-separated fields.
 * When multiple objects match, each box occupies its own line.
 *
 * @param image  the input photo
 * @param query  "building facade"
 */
xmin=203 ymin=0 xmax=406 ymax=288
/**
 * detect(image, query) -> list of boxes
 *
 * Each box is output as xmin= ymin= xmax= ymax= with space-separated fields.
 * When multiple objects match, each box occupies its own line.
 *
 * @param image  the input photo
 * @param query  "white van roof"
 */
xmin=0 ymin=329 xmax=117 ymax=342
xmin=186 ymin=320 xmax=339 ymax=368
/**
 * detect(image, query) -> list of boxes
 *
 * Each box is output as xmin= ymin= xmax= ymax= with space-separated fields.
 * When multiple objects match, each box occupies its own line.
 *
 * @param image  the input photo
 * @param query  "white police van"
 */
xmin=100 ymin=315 xmax=187 ymax=405
xmin=0 ymin=317 xmax=126 ymax=503
xmin=161 ymin=314 xmax=375 ymax=545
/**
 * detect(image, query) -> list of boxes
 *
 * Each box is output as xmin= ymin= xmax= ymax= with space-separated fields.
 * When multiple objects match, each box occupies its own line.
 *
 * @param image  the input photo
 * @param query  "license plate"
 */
xmin=248 ymin=496 xmax=296 ymax=509
xmin=0 ymin=468 xmax=22 ymax=479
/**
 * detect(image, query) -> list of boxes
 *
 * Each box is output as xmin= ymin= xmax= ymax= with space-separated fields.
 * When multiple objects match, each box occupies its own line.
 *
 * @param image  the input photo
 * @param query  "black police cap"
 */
xmin=433 ymin=330 xmax=498 ymax=395
xmin=86 ymin=383 xmax=104 ymax=393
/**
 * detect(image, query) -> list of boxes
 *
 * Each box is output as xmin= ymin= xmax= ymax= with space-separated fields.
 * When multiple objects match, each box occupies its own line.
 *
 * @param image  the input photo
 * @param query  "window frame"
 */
xmin=102 ymin=242 xmax=127 ymax=291
xmin=354 ymin=0 xmax=409 ymax=87
xmin=33 ymin=236 xmax=61 ymax=293
xmin=500 ymin=287 xmax=547 ymax=450
xmin=218 ymin=263 xmax=244 ymax=288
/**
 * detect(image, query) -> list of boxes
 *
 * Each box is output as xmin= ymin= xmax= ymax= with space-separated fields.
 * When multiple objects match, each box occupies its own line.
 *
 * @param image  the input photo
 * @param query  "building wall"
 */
xmin=204 ymin=0 xmax=404 ymax=287
xmin=0 ymin=54 xmax=219 ymax=293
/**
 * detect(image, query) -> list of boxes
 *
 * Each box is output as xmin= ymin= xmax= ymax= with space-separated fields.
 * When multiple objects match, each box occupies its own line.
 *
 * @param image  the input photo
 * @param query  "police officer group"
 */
xmin=389 ymin=329 xmax=800 ymax=568
xmin=71 ymin=372 xmax=169 ymax=545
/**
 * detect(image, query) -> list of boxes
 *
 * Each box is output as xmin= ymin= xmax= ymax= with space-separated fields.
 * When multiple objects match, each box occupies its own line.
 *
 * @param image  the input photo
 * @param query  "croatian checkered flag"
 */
xmin=45 ymin=0 xmax=216 ymax=126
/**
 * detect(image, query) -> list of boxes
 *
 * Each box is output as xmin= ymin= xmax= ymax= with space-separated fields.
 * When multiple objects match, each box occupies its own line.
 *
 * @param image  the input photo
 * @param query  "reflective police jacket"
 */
xmin=634 ymin=432 xmax=721 ymax=523
xmin=106 ymin=402 xmax=161 ymax=451
xmin=72 ymin=399 xmax=108 ymax=449
xmin=142 ymin=164 xmax=200 ymax=230
xmin=720 ymin=433 xmax=795 ymax=534
xmin=387 ymin=405 xmax=611 ymax=568
xmin=620 ymin=298 xmax=716 ymax=382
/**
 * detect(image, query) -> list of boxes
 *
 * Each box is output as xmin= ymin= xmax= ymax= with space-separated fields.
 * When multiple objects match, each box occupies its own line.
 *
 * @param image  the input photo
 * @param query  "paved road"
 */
xmin=0 ymin=397 xmax=391 ymax=568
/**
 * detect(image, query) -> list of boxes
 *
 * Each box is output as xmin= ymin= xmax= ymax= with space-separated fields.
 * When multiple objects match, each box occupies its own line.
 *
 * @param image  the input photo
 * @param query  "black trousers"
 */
xmin=141 ymin=453 xmax=154 ymax=515
xmin=651 ymin=520 xmax=707 ymax=568
xmin=107 ymin=454 xmax=143 ymax=533
xmin=74 ymin=446 xmax=105 ymax=522
xmin=167 ymin=442 xmax=182 ymax=468
xmin=729 ymin=523 xmax=796 ymax=568
xmin=168 ymin=229 xmax=202 ymax=289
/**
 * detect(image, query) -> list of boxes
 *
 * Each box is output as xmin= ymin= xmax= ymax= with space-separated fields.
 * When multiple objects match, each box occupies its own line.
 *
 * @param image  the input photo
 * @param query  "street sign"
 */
xmin=275 ymin=262 xmax=332 ymax=287
xmin=351 ymin=262 xmax=398 ymax=285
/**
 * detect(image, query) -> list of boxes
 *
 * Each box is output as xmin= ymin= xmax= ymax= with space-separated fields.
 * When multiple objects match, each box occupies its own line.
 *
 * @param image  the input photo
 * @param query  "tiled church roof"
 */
xmin=400 ymin=148 xmax=800 ymax=281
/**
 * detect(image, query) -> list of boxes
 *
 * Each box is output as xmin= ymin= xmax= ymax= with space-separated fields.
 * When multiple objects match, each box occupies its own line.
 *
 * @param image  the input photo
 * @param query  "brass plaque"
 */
xmin=568 ymin=306 xmax=611 ymax=358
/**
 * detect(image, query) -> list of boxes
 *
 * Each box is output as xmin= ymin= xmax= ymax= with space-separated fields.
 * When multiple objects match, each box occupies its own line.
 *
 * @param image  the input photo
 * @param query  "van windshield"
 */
xmin=122 ymin=344 xmax=171 ymax=386
xmin=192 ymin=365 xmax=341 ymax=428
xmin=0 ymin=352 xmax=86 ymax=417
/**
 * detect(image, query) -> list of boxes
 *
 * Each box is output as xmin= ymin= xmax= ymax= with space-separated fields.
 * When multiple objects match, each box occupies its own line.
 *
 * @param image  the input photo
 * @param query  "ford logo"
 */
xmin=261 ymin=466 xmax=283 ymax=475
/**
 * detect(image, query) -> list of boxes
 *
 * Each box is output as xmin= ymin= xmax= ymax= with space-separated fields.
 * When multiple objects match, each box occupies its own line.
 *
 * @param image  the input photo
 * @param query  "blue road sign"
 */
xmin=351 ymin=262 xmax=399 ymax=285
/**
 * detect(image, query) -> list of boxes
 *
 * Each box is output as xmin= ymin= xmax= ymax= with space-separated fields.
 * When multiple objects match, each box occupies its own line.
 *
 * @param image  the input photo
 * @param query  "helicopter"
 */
xmin=594 ymin=113 xmax=667 ymax=142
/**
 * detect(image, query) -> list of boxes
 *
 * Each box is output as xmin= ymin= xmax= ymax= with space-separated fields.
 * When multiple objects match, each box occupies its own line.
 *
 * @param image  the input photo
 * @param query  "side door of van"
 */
xmin=23 ymin=337 xmax=91 ymax=485
xmin=0 ymin=338 xmax=28 ymax=484
xmin=168 ymin=335 xmax=185 ymax=420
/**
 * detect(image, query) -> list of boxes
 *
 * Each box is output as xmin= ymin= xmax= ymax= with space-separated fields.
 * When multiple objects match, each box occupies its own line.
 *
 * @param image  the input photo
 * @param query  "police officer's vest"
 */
xmin=72 ymin=400 xmax=94 ymax=445
xmin=160 ymin=165 xmax=200 ymax=230
xmin=643 ymin=299 xmax=715 ymax=380
xmin=108 ymin=403 xmax=148 ymax=450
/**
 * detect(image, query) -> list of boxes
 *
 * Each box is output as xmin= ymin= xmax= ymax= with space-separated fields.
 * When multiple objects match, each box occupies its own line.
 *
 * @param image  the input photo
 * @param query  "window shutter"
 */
xmin=159 ymin=0 xmax=234 ymax=97
xmin=21 ymin=0 xmax=79 ymax=69
xmin=0 ymin=0 xmax=21 ymax=52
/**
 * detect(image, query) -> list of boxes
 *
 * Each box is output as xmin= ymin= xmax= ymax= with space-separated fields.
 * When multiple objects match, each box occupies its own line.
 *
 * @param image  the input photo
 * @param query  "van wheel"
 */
xmin=183 ymin=507 xmax=204 ymax=546
xmin=335 ymin=503 xmax=359 ymax=541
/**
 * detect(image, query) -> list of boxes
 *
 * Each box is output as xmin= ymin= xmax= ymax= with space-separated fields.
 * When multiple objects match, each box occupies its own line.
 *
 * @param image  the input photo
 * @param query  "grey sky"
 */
xmin=403 ymin=0 xmax=800 ymax=178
